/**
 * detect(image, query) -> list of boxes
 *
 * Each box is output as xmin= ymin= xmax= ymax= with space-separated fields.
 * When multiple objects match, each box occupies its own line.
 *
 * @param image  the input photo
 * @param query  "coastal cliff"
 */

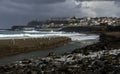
xmin=60 ymin=26 xmax=120 ymax=33
xmin=99 ymin=32 xmax=120 ymax=49
xmin=100 ymin=32 xmax=120 ymax=42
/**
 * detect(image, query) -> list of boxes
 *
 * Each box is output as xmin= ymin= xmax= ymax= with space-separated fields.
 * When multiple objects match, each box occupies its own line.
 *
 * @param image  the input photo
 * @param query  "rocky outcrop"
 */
xmin=100 ymin=32 xmax=120 ymax=42
xmin=0 ymin=46 xmax=119 ymax=74
xmin=60 ymin=26 xmax=120 ymax=33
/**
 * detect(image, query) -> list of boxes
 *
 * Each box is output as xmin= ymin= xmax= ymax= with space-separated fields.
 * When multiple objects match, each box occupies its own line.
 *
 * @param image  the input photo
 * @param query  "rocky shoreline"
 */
xmin=0 ymin=32 xmax=120 ymax=74
xmin=0 ymin=44 xmax=119 ymax=74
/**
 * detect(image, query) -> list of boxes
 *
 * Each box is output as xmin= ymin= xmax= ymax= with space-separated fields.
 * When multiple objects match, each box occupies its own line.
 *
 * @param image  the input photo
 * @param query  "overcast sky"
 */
xmin=0 ymin=0 xmax=120 ymax=29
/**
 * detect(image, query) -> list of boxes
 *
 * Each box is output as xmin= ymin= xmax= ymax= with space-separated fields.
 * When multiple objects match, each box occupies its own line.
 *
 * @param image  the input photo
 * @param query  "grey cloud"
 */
xmin=11 ymin=0 xmax=66 ymax=5
xmin=76 ymin=0 xmax=120 ymax=1
xmin=0 ymin=0 xmax=120 ymax=28
xmin=73 ymin=0 xmax=120 ymax=17
xmin=0 ymin=0 xmax=68 ymax=28
xmin=114 ymin=1 xmax=120 ymax=7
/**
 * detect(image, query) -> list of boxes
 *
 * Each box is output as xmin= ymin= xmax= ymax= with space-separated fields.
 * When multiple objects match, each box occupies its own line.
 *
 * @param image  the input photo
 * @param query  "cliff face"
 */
xmin=60 ymin=26 xmax=120 ymax=33
xmin=100 ymin=32 xmax=120 ymax=42
xmin=60 ymin=26 xmax=93 ymax=32
xmin=99 ymin=32 xmax=120 ymax=49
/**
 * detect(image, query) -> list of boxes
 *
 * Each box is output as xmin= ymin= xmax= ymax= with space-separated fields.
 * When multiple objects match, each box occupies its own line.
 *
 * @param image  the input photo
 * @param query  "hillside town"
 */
xmin=11 ymin=17 xmax=120 ymax=31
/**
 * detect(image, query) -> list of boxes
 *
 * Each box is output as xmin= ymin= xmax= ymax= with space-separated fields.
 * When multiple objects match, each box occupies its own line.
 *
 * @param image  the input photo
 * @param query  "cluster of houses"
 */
xmin=11 ymin=17 xmax=120 ymax=31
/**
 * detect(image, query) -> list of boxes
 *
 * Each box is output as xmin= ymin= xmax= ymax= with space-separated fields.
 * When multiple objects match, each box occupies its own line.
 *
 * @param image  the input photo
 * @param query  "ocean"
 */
xmin=0 ymin=30 xmax=99 ymax=41
xmin=0 ymin=30 xmax=99 ymax=65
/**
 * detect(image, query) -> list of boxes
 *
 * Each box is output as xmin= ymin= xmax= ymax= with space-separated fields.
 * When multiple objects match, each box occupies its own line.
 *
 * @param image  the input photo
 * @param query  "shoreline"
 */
xmin=0 ymin=40 xmax=98 ymax=65
xmin=0 ymin=37 xmax=71 ymax=58
xmin=0 ymin=38 xmax=119 ymax=73
xmin=0 ymin=32 xmax=120 ymax=74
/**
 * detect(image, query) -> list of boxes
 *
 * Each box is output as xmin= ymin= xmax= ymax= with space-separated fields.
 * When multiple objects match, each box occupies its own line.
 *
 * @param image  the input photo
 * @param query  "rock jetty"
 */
xmin=0 ymin=37 xmax=71 ymax=57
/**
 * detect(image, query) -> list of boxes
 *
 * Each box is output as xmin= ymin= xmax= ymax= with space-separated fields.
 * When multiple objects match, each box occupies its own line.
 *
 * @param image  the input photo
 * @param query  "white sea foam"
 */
xmin=23 ymin=30 xmax=40 ymax=33
xmin=23 ymin=30 xmax=63 ymax=34
xmin=0 ymin=31 xmax=99 ymax=41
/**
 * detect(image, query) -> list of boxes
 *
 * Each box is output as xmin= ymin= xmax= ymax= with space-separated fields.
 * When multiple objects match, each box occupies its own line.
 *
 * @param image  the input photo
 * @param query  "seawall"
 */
xmin=0 ymin=37 xmax=71 ymax=57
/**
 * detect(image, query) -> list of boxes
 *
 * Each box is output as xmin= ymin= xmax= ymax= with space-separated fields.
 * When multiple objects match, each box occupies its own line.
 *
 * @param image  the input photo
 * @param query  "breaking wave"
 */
xmin=0 ymin=30 xmax=99 ymax=41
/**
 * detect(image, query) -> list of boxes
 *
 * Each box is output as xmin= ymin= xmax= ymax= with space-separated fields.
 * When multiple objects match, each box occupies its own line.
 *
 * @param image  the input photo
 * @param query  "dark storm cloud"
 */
xmin=0 ymin=0 xmax=120 ymax=29
xmin=11 ymin=0 xmax=66 ymax=4
xmin=114 ymin=0 xmax=120 ymax=7
xmin=0 ymin=0 xmax=68 ymax=28
xmin=76 ymin=0 xmax=119 ymax=1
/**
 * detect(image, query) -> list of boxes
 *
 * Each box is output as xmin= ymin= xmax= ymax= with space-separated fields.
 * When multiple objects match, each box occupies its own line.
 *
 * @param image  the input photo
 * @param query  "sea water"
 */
xmin=0 ymin=30 xmax=99 ymax=41
xmin=0 ymin=30 xmax=99 ymax=65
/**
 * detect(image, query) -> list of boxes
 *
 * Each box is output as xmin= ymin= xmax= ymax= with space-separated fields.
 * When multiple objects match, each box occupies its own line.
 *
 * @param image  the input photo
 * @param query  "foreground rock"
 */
xmin=0 ymin=43 xmax=119 ymax=74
